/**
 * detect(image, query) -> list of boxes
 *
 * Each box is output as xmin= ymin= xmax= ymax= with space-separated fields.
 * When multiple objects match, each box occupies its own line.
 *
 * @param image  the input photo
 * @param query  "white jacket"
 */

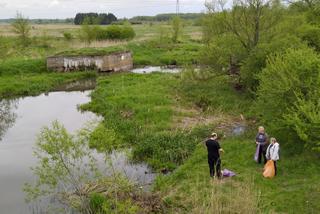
xmin=266 ymin=143 xmax=280 ymax=161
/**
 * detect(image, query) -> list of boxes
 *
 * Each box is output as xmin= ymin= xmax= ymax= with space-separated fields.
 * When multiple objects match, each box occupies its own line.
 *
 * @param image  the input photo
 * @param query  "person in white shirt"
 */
xmin=266 ymin=137 xmax=280 ymax=175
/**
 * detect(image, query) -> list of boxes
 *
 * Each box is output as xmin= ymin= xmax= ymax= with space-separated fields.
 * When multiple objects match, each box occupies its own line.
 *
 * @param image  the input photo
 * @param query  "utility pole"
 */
xmin=176 ymin=0 xmax=180 ymax=15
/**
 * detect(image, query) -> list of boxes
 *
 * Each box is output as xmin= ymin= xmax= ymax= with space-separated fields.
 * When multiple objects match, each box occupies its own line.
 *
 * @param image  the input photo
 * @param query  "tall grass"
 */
xmin=0 ymin=58 xmax=46 ymax=75
xmin=0 ymin=72 xmax=96 ymax=98
xmin=155 ymin=136 xmax=320 ymax=213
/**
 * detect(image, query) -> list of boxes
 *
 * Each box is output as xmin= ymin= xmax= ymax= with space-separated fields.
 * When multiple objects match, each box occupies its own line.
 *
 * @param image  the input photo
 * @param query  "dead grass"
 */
xmin=172 ymin=104 xmax=247 ymax=133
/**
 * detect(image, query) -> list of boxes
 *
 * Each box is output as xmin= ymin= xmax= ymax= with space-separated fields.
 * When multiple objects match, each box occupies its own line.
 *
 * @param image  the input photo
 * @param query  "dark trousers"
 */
xmin=208 ymin=157 xmax=221 ymax=178
xmin=258 ymin=144 xmax=267 ymax=164
xmin=274 ymin=161 xmax=277 ymax=176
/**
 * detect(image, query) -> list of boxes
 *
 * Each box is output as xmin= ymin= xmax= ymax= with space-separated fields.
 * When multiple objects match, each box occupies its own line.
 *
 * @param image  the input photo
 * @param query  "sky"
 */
xmin=0 ymin=0 xmax=207 ymax=19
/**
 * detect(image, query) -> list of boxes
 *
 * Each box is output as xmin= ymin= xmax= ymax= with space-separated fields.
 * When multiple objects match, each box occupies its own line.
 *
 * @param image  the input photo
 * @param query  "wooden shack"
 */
xmin=47 ymin=51 xmax=133 ymax=72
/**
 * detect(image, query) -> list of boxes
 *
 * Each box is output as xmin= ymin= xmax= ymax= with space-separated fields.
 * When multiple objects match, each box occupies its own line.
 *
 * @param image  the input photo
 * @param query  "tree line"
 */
xmin=130 ymin=13 xmax=203 ymax=22
xmin=201 ymin=0 xmax=320 ymax=152
xmin=74 ymin=13 xmax=117 ymax=25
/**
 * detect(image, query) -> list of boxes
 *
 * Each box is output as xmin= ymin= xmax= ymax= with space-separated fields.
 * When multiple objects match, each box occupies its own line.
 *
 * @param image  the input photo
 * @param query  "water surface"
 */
xmin=0 ymin=91 xmax=98 ymax=213
xmin=131 ymin=66 xmax=181 ymax=74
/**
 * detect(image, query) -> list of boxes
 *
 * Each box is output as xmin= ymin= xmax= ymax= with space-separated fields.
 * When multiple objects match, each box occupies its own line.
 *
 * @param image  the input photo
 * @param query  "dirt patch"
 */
xmin=173 ymin=105 xmax=247 ymax=134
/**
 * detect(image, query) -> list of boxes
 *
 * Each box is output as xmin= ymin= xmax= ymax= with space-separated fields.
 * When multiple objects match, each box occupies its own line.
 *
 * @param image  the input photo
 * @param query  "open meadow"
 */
xmin=0 ymin=2 xmax=320 ymax=213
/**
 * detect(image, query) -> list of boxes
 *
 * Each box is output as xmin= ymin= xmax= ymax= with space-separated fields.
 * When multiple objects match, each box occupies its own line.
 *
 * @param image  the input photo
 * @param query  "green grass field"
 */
xmin=82 ymin=71 xmax=320 ymax=213
xmin=0 ymin=22 xmax=319 ymax=213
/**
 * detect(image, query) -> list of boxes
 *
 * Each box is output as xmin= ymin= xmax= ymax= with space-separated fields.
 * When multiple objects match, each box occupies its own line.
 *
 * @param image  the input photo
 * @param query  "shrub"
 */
xmin=298 ymin=25 xmax=320 ymax=52
xmin=255 ymin=47 xmax=320 ymax=150
xmin=89 ymin=124 xmax=120 ymax=152
xmin=11 ymin=13 xmax=31 ymax=47
xmin=96 ymin=25 xmax=135 ymax=41
xmin=171 ymin=16 xmax=182 ymax=43
xmin=200 ymin=34 xmax=247 ymax=74
xmin=104 ymin=25 xmax=122 ymax=39
xmin=78 ymin=24 xmax=100 ymax=45
xmin=63 ymin=32 xmax=73 ymax=41
xmin=89 ymin=192 xmax=106 ymax=213
xmin=284 ymin=95 xmax=320 ymax=152
xmin=132 ymin=131 xmax=198 ymax=170
xmin=120 ymin=25 xmax=136 ymax=40
xmin=241 ymin=35 xmax=306 ymax=93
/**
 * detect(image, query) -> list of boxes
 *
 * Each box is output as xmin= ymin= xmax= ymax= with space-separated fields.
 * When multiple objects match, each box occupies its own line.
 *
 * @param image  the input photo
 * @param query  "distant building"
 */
xmin=47 ymin=51 xmax=133 ymax=72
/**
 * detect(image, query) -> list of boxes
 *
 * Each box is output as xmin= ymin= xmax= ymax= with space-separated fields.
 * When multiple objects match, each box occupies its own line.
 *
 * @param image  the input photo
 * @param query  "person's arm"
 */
xmin=255 ymin=134 xmax=259 ymax=145
xmin=266 ymin=145 xmax=271 ymax=160
xmin=272 ymin=144 xmax=279 ymax=161
xmin=217 ymin=142 xmax=224 ymax=154
xmin=204 ymin=140 xmax=208 ymax=148
xmin=264 ymin=133 xmax=269 ymax=145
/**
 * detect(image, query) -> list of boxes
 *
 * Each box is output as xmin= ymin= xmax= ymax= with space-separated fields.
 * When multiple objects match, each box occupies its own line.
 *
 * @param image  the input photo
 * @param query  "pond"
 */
xmin=0 ymin=80 xmax=156 ymax=214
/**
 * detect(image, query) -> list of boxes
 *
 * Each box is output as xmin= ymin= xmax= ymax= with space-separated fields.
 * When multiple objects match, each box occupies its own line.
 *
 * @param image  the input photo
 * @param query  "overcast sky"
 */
xmin=0 ymin=0 xmax=206 ymax=19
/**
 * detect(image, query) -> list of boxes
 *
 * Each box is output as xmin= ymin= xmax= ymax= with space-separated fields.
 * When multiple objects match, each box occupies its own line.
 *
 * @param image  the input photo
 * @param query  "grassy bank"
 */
xmin=155 ymin=136 xmax=320 ymax=213
xmin=0 ymin=72 xmax=96 ymax=98
xmin=82 ymin=72 xmax=197 ymax=170
xmin=82 ymin=71 xmax=319 ymax=213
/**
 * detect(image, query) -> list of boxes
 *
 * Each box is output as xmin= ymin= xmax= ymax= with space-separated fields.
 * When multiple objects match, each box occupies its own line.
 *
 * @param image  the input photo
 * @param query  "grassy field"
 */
xmin=81 ymin=71 xmax=320 ymax=213
xmin=0 ymin=23 xmax=201 ymax=59
xmin=1 ymin=22 xmax=319 ymax=213
xmin=0 ymin=23 xmax=201 ymax=98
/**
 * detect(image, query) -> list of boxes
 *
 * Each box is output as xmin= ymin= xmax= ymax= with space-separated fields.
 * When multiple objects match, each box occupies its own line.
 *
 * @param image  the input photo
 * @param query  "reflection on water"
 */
xmin=232 ymin=124 xmax=247 ymax=136
xmin=0 ymin=90 xmax=99 ymax=214
xmin=107 ymin=151 xmax=156 ymax=190
xmin=53 ymin=78 xmax=97 ymax=92
xmin=131 ymin=66 xmax=181 ymax=74
xmin=0 ymin=84 xmax=156 ymax=213
xmin=0 ymin=99 xmax=17 ymax=141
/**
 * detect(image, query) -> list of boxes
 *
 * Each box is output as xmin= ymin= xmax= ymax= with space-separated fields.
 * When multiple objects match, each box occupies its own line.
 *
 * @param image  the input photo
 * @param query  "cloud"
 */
xmin=0 ymin=3 xmax=7 ymax=8
xmin=49 ymin=0 xmax=60 ymax=7
xmin=0 ymin=0 xmax=206 ymax=19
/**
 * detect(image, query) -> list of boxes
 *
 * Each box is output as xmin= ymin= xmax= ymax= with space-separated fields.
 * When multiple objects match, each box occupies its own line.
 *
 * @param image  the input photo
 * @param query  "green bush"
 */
xmin=63 ymin=32 xmax=73 ymax=41
xmin=132 ymin=131 xmax=197 ymax=170
xmin=96 ymin=25 xmax=135 ymax=41
xmin=284 ymin=95 xmax=320 ymax=152
xmin=89 ymin=124 xmax=120 ymax=152
xmin=255 ymin=47 xmax=320 ymax=150
xmin=241 ymin=35 xmax=306 ymax=93
xmin=298 ymin=25 xmax=320 ymax=52
xmin=200 ymin=34 xmax=247 ymax=73
xmin=102 ymin=26 xmax=122 ymax=40
xmin=89 ymin=192 xmax=106 ymax=213
xmin=78 ymin=24 xmax=100 ymax=45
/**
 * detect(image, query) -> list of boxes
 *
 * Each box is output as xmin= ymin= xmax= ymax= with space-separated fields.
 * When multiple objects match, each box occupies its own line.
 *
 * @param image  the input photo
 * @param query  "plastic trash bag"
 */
xmin=254 ymin=144 xmax=260 ymax=162
xmin=263 ymin=160 xmax=275 ymax=178
xmin=222 ymin=169 xmax=236 ymax=177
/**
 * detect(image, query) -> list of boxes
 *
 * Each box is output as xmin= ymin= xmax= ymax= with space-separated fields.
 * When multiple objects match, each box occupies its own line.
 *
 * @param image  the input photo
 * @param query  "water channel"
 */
xmin=0 ymin=77 xmax=158 ymax=213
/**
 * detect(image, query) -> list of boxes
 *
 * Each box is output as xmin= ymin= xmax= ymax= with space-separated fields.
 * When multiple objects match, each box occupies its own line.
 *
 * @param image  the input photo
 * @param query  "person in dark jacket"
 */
xmin=205 ymin=133 xmax=224 ymax=178
xmin=255 ymin=126 xmax=269 ymax=164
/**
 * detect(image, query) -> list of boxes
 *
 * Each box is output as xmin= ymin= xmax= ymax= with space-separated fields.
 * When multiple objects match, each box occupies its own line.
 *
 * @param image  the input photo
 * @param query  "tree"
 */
xmin=255 ymin=47 xmax=320 ymax=151
xmin=0 ymin=100 xmax=17 ymax=141
xmin=74 ymin=13 xmax=117 ymax=25
xmin=171 ymin=16 xmax=182 ymax=43
xmin=205 ymin=0 xmax=281 ymax=51
xmin=78 ymin=17 xmax=100 ymax=45
xmin=11 ymin=13 xmax=31 ymax=46
xmin=201 ymin=0 xmax=283 ymax=86
xmin=24 ymin=121 xmax=101 ymax=213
